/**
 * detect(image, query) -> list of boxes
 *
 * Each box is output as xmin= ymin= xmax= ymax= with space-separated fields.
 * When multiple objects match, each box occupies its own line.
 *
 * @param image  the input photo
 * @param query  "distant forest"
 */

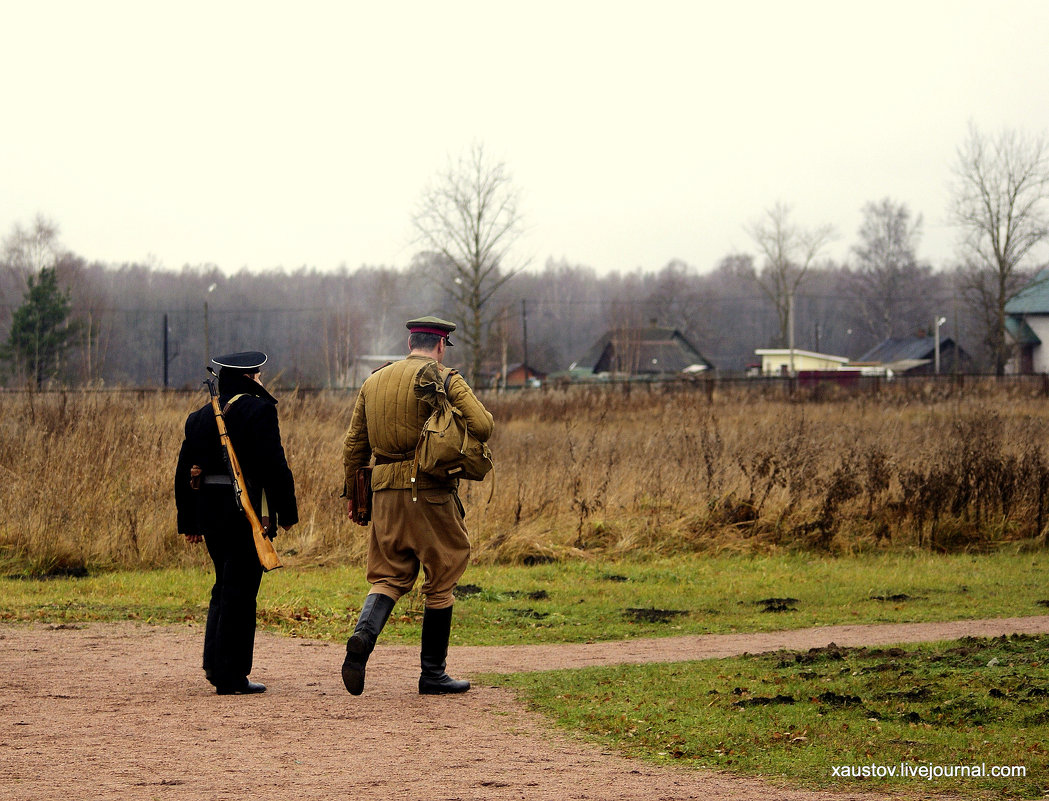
xmin=0 ymin=249 xmax=1005 ymax=389
xmin=6 ymin=126 xmax=1049 ymax=389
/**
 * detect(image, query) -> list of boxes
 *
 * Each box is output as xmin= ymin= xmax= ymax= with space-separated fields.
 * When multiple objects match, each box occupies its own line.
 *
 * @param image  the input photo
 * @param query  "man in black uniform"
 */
xmin=175 ymin=351 xmax=298 ymax=695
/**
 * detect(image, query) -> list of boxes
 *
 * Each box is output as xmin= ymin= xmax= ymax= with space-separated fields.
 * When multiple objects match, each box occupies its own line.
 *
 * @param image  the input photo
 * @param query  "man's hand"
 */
xmin=346 ymin=499 xmax=356 ymax=521
xmin=262 ymin=516 xmax=292 ymax=538
xmin=184 ymin=534 xmax=203 ymax=544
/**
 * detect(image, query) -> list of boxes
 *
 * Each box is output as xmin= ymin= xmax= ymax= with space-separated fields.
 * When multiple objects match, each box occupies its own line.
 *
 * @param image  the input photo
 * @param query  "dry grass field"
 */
xmin=3 ymin=377 xmax=1049 ymax=573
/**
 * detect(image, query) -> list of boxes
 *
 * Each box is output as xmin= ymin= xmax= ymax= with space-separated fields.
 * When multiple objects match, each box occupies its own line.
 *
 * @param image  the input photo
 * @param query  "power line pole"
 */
xmin=162 ymin=313 xmax=179 ymax=388
xmin=163 ymin=313 xmax=169 ymax=388
xmin=521 ymin=298 xmax=529 ymax=378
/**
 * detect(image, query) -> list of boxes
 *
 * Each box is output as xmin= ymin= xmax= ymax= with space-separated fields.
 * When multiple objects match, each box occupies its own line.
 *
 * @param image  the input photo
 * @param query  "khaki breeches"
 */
xmin=366 ymin=487 xmax=470 ymax=609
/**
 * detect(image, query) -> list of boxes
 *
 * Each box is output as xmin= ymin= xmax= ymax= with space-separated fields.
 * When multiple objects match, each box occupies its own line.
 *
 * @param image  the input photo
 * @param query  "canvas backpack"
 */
xmin=412 ymin=369 xmax=493 ymax=485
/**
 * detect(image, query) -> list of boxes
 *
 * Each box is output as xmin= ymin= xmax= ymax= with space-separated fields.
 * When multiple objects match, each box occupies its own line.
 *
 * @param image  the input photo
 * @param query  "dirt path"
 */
xmin=3 ymin=616 xmax=1048 ymax=801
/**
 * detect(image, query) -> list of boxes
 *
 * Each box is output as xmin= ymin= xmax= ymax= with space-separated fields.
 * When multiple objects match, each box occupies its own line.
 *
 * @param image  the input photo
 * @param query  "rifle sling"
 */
xmin=223 ymin=393 xmax=249 ymax=415
xmin=220 ymin=393 xmax=270 ymax=518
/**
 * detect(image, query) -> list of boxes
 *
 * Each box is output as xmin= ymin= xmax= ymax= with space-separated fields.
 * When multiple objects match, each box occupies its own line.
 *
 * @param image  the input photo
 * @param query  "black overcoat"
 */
xmin=175 ymin=371 xmax=298 ymax=537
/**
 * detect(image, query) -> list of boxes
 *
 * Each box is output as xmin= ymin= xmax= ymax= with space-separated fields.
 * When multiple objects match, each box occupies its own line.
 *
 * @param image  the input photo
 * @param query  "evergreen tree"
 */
xmin=1 ymin=267 xmax=78 ymax=387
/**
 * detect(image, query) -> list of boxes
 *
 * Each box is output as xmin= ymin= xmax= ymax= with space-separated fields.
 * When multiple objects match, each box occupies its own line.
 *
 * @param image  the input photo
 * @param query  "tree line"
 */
xmin=2 ymin=125 xmax=1048 ymax=389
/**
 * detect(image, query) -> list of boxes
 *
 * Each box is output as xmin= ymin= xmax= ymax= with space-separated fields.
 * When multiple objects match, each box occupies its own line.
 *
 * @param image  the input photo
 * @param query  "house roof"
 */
xmin=856 ymin=335 xmax=951 ymax=364
xmin=1005 ymin=269 xmax=1049 ymax=314
xmin=1005 ymin=316 xmax=1041 ymax=346
xmin=505 ymin=362 xmax=547 ymax=378
xmin=571 ymin=326 xmax=715 ymax=374
xmin=754 ymin=348 xmax=850 ymax=364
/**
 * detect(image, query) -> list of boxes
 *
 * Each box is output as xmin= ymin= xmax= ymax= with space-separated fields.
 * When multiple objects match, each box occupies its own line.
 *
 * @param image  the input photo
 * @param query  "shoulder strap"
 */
xmin=441 ymin=368 xmax=459 ymax=395
xmin=222 ymin=393 xmax=249 ymax=415
xmin=411 ymin=368 xmax=460 ymax=502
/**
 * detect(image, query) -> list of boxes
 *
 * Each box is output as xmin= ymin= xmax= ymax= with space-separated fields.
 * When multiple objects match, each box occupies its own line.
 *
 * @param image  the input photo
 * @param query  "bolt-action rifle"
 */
xmin=204 ymin=368 xmax=282 ymax=572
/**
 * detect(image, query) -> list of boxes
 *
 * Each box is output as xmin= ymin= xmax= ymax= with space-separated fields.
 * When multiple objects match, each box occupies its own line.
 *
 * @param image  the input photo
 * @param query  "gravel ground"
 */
xmin=5 ymin=615 xmax=1047 ymax=800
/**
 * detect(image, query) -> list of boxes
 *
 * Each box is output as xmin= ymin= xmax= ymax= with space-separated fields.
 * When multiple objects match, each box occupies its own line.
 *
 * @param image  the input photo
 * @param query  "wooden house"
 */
xmin=570 ymin=326 xmax=714 ymax=378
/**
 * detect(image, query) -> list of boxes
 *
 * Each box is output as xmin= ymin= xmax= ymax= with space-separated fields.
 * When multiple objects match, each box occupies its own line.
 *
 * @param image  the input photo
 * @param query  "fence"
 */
xmin=3 ymin=371 xmax=1049 ymax=403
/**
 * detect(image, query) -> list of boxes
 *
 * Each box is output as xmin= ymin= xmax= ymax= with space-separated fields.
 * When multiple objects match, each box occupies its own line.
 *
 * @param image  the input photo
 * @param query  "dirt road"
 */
xmin=4 ymin=616 xmax=1048 ymax=801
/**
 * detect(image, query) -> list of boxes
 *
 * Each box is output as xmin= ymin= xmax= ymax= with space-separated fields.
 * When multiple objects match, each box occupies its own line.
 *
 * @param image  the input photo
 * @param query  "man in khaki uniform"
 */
xmin=341 ymin=315 xmax=494 ymax=695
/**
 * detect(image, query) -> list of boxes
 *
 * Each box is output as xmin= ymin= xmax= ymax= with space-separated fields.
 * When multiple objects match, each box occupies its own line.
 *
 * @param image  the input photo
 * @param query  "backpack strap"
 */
xmin=441 ymin=368 xmax=459 ymax=396
xmin=438 ymin=368 xmax=496 ymax=507
xmin=411 ymin=368 xmax=460 ymax=503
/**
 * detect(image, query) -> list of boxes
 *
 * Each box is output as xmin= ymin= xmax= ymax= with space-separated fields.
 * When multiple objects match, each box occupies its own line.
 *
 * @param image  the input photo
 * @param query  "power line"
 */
xmin=0 ymin=291 xmax=971 ymax=315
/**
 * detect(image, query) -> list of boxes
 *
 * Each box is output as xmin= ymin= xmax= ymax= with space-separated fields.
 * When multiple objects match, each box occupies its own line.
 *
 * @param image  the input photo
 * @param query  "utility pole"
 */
xmin=521 ymin=299 xmax=529 ymax=382
xmin=162 ymin=313 xmax=180 ymax=388
xmin=204 ymin=283 xmax=217 ymax=366
xmin=204 ymin=301 xmax=211 ymax=367
xmin=934 ymin=315 xmax=946 ymax=374
xmin=163 ymin=313 xmax=169 ymax=388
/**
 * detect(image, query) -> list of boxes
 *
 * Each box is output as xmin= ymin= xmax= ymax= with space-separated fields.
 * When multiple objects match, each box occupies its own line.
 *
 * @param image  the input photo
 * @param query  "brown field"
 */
xmin=3 ymin=377 xmax=1049 ymax=573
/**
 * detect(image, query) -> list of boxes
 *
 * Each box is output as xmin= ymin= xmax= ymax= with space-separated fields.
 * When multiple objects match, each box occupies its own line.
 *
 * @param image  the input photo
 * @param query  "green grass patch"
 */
xmin=4 ymin=551 xmax=1048 ymax=797
xmin=0 ymin=568 xmax=213 ymax=625
xmin=1 ymin=550 xmax=1047 ymax=646
xmin=487 ymin=634 xmax=1049 ymax=799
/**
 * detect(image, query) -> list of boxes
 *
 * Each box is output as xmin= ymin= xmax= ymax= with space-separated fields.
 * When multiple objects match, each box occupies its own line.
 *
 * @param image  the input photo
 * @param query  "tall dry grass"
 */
xmin=3 ymin=377 xmax=1049 ymax=572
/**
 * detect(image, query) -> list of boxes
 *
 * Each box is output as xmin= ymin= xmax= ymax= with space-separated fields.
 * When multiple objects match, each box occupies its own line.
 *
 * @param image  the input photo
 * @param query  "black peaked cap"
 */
xmin=212 ymin=351 xmax=268 ymax=371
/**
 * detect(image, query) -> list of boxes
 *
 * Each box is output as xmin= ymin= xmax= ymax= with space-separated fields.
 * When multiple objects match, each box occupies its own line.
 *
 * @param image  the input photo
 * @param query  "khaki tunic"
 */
xmin=342 ymin=355 xmax=494 ymax=607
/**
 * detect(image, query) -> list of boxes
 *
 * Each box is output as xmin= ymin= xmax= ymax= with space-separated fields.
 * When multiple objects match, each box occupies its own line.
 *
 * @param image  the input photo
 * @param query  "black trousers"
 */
xmin=201 ymin=488 xmax=264 ymax=685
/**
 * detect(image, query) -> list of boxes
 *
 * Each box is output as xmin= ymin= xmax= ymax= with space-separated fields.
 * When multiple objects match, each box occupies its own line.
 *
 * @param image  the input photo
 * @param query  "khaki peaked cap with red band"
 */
xmin=406 ymin=315 xmax=456 ymax=346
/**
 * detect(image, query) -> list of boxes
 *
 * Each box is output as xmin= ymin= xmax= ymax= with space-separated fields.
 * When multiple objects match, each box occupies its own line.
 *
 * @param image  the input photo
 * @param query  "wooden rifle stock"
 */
xmin=204 ymin=371 xmax=282 ymax=572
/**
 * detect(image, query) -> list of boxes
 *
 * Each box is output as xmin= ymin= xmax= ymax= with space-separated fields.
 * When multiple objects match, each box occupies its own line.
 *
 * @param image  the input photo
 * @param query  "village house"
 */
xmin=501 ymin=362 xmax=545 ymax=387
xmin=569 ymin=326 xmax=715 ymax=378
xmin=855 ymin=334 xmax=971 ymax=375
xmin=752 ymin=348 xmax=850 ymax=376
xmin=1005 ymin=269 xmax=1049 ymax=373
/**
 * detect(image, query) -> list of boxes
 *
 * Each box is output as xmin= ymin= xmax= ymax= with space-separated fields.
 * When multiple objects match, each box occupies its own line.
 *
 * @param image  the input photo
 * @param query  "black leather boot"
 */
xmin=215 ymin=678 xmax=266 ymax=695
xmin=341 ymin=593 xmax=396 ymax=695
xmin=418 ymin=605 xmax=470 ymax=695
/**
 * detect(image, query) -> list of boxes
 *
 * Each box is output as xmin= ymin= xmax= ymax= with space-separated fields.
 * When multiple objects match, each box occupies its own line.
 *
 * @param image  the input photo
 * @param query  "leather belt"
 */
xmin=202 ymin=474 xmax=233 ymax=486
xmin=374 ymin=455 xmax=411 ymax=465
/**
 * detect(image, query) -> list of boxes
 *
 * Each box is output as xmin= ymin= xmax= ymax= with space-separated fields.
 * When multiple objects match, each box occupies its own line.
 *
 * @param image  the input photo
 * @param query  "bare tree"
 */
xmin=412 ymin=143 xmax=526 ymax=384
xmin=2 ymin=215 xmax=63 ymax=335
xmin=2 ymin=214 xmax=61 ymax=285
xmin=703 ymin=253 xmax=778 ymax=367
xmin=951 ymin=123 xmax=1049 ymax=375
xmin=643 ymin=259 xmax=710 ymax=345
xmin=0 ymin=216 xmax=94 ymax=386
xmin=518 ymin=258 xmax=606 ymax=371
xmin=843 ymin=198 xmax=935 ymax=342
xmin=745 ymin=202 xmax=835 ymax=353
xmin=58 ymin=254 xmax=113 ymax=385
xmin=322 ymin=296 xmax=367 ymax=388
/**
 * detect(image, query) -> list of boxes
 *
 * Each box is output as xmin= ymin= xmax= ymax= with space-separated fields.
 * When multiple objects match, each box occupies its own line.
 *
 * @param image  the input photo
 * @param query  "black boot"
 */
xmin=418 ymin=605 xmax=470 ymax=695
xmin=216 ymin=678 xmax=266 ymax=695
xmin=342 ymin=593 xmax=396 ymax=695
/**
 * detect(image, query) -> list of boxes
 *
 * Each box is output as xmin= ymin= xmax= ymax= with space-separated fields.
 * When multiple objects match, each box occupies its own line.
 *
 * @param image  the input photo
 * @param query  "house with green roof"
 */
xmin=1005 ymin=269 xmax=1049 ymax=373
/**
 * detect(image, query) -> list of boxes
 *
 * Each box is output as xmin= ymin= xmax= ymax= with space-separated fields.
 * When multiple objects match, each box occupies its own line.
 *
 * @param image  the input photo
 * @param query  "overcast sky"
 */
xmin=3 ymin=0 xmax=1049 ymax=276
